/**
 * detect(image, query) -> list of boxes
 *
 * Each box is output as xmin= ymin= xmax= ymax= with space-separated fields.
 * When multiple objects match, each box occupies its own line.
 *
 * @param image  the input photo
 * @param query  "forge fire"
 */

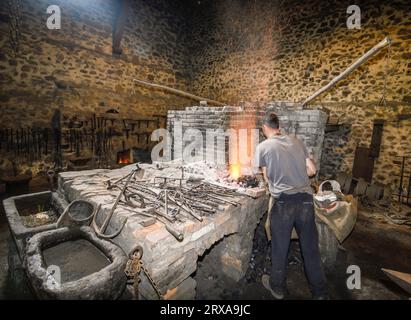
xmin=0 ymin=0 xmax=410 ymax=308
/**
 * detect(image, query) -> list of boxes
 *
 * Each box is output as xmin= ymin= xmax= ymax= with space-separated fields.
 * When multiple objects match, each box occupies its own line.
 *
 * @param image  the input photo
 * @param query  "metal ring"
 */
xmin=129 ymin=245 xmax=143 ymax=260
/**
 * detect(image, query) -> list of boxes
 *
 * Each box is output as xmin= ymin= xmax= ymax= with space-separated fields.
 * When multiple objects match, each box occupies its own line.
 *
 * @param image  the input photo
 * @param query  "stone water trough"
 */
xmin=3 ymin=189 xmax=129 ymax=299
xmin=3 ymin=161 xmax=268 ymax=299
xmin=3 ymin=191 xmax=68 ymax=255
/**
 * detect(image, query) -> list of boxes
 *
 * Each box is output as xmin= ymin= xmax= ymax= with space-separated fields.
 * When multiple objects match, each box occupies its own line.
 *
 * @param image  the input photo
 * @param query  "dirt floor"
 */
xmin=195 ymin=210 xmax=411 ymax=300
xmin=0 ymin=176 xmax=410 ymax=300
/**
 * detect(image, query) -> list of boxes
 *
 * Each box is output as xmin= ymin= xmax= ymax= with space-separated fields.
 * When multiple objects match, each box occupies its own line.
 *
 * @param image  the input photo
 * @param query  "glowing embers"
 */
xmin=117 ymin=149 xmax=131 ymax=164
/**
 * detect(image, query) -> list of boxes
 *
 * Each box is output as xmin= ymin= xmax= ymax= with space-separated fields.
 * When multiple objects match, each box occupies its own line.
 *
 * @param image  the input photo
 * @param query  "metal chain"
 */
xmin=124 ymin=246 xmax=163 ymax=300
xmin=124 ymin=251 xmax=143 ymax=300
xmin=141 ymin=261 xmax=163 ymax=300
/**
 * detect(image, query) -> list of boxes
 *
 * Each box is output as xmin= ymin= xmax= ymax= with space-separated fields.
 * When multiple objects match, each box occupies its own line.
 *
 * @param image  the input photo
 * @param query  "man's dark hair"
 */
xmin=262 ymin=112 xmax=280 ymax=129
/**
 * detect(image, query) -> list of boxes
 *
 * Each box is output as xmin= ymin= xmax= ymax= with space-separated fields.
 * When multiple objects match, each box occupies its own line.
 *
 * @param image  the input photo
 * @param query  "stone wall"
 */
xmin=185 ymin=0 xmax=411 ymax=185
xmin=0 ymin=0 xmax=193 ymax=175
xmin=320 ymin=104 xmax=411 ymax=185
xmin=1 ymin=0 xmax=409 ymax=186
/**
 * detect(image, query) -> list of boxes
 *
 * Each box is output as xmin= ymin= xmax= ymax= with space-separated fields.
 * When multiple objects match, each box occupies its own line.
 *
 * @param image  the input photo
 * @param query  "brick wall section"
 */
xmin=267 ymin=103 xmax=328 ymax=170
xmin=167 ymin=102 xmax=328 ymax=172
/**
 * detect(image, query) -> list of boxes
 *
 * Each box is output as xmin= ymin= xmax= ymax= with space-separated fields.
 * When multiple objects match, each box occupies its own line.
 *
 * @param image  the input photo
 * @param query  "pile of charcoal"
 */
xmin=237 ymin=175 xmax=259 ymax=188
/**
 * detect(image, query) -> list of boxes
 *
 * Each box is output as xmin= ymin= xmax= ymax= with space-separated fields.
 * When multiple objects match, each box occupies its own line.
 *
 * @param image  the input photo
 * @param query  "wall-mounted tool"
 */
xmin=122 ymin=120 xmax=130 ymax=140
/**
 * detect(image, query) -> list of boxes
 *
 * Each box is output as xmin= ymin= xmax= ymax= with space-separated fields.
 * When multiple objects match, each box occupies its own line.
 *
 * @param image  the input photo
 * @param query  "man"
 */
xmin=253 ymin=112 xmax=328 ymax=300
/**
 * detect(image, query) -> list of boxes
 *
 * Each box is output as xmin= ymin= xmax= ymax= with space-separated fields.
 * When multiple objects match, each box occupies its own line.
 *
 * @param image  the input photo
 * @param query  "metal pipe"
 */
xmin=399 ymin=156 xmax=405 ymax=204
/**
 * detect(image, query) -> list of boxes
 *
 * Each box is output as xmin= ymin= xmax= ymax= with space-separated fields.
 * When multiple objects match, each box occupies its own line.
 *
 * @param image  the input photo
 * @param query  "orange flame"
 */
xmin=230 ymin=164 xmax=241 ymax=180
xmin=118 ymin=158 xmax=130 ymax=164
xmin=227 ymin=103 xmax=258 ymax=172
xmin=117 ymin=150 xmax=131 ymax=164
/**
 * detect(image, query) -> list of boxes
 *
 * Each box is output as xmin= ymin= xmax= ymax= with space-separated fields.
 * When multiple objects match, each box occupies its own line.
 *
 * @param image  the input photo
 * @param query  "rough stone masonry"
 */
xmin=57 ymin=162 xmax=268 ymax=299
xmin=1 ymin=0 xmax=409 ymax=187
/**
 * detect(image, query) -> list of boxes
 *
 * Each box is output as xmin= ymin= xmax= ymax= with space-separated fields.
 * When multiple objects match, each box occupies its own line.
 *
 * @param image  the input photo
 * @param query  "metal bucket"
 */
xmin=56 ymin=199 xmax=96 ymax=228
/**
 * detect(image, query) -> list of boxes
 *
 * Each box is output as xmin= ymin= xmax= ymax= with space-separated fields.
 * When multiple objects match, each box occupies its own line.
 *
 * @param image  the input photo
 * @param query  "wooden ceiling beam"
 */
xmin=112 ymin=0 xmax=128 ymax=55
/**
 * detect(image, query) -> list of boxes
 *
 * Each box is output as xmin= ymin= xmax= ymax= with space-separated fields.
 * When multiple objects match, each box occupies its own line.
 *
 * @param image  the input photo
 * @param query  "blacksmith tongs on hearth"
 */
xmin=92 ymin=164 xmax=140 ymax=239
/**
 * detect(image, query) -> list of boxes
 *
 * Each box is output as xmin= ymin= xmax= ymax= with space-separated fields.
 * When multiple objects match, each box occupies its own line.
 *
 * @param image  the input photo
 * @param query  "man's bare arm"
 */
xmin=254 ymin=167 xmax=269 ymax=187
xmin=306 ymin=156 xmax=317 ymax=177
xmin=262 ymin=167 xmax=269 ymax=185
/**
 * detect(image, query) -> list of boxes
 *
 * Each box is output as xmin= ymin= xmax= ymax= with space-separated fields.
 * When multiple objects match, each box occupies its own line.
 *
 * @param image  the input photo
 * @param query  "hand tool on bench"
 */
xmin=92 ymin=164 xmax=140 ymax=239
xmin=130 ymin=206 xmax=184 ymax=242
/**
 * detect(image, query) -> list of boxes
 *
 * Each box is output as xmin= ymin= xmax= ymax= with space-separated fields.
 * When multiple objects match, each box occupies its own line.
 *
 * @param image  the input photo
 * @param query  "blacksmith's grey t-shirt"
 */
xmin=253 ymin=135 xmax=312 ymax=198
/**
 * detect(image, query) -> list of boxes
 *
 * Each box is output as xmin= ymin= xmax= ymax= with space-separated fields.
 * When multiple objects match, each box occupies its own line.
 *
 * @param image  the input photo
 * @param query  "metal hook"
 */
xmin=92 ymin=164 xmax=140 ymax=239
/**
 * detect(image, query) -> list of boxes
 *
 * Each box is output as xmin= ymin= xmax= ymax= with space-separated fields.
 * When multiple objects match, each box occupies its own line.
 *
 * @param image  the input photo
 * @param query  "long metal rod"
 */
xmin=99 ymin=168 xmax=136 ymax=233
xmin=132 ymin=78 xmax=225 ymax=106
xmin=399 ymin=156 xmax=405 ymax=204
xmin=302 ymin=37 xmax=392 ymax=106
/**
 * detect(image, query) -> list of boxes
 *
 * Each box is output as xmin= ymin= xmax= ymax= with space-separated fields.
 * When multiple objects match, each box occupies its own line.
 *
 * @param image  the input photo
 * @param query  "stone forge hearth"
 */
xmin=58 ymin=163 xmax=268 ymax=299
xmin=167 ymin=102 xmax=328 ymax=173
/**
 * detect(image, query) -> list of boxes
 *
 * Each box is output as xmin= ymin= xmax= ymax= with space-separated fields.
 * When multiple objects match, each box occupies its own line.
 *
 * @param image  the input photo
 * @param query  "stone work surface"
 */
xmin=57 ymin=164 xmax=269 ymax=299
xmin=185 ymin=0 xmax=411 ymax=185
xmin=167 ymin=102 xmax=328 ymax=172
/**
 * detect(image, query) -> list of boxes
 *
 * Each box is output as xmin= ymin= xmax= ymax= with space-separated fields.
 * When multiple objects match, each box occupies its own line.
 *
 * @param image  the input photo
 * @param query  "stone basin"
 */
xmin=23 ymin=226 xmax=128 ymax=300
xmin=2 ymin=191 xmax=68 ymax=256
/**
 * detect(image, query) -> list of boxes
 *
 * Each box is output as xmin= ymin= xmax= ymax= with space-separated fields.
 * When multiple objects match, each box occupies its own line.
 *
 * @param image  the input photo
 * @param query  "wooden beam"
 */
xmin=302 ymin=37 xmax=392 ymax=106
xmin=132 ymin=78 xmax=226 ymax=106
xmin=112 ymin=0 xmax=128 ymax=55
xmin=382 ymin=268 xmax=411 ymax=294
